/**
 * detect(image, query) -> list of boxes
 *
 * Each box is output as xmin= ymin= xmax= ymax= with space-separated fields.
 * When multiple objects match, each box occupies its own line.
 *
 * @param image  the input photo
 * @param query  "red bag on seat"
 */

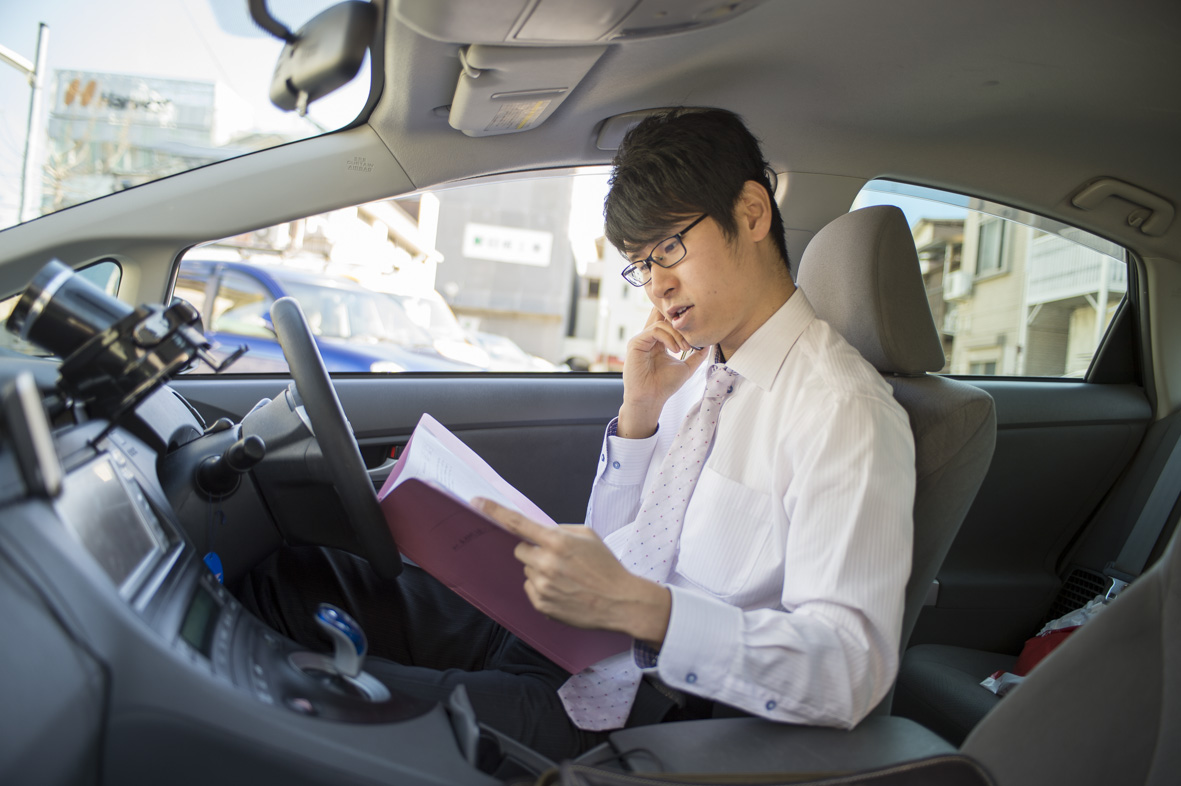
xmin=1013 ymin=626 xmax=1078 ymax=676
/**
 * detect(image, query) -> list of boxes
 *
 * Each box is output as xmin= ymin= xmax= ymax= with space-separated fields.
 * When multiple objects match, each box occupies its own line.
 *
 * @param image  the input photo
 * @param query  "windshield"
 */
xmin=0 ymin=0 xmax=371 ymax=231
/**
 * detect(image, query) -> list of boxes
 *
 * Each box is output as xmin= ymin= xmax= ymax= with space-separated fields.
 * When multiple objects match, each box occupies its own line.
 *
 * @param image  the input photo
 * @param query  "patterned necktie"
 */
xmin=559 ymin=363 xmax=740 ymax=730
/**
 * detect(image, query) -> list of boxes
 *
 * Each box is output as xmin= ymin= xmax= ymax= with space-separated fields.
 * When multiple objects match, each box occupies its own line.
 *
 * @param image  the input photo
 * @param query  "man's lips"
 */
xmin=667 ymin=304 xmax=693 ymax=324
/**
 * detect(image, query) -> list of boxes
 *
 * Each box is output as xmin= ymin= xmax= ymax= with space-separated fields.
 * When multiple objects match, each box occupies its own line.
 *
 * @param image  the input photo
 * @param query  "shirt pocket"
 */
xmin=676 ymin=468 xmax=777 ymax=602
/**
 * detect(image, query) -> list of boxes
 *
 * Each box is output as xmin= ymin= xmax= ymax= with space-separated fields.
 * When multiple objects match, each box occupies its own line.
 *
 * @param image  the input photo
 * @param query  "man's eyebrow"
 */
xmin=621 ymin=243 xmax=649 ymax=261
xmin=622 ymin=232 xmax=670 ymax=260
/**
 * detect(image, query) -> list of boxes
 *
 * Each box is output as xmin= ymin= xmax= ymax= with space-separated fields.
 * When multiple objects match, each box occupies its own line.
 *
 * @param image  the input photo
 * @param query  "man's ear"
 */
xmin=737 ymin=180 xmax=772 ymax=242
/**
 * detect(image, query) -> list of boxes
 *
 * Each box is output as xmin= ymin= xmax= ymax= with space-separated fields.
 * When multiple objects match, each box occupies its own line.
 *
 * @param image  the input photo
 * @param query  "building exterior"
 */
xmin=430 ymin=179 xmax=579 ymax=363
xmin=919 ymin=205 xmax=1125 ymax=378
xmin=1020 ymin=228 xmax=1126 ymax=377
xmin=43 ymin=70 xmax=218 ymax=214
xmin=912 ymin=218 xmax=963 ymax=371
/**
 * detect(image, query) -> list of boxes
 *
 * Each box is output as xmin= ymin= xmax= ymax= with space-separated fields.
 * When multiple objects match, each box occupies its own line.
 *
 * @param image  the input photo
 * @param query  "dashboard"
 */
xmin=0 ymin=265 xmax=531 ymax=785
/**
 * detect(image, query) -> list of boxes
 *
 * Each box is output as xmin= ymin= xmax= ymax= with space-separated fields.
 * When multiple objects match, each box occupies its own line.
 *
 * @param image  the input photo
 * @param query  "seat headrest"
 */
xmin=798 ymin=205 xmax=945 ymax=375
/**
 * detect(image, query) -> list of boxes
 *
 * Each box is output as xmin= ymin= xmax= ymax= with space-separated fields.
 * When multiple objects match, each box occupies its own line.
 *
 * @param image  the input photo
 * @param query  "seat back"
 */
xmin=961 ymin=521 xmax=1180 ymax=786
xmin=798 ymin=206 xmax=997 ymax=713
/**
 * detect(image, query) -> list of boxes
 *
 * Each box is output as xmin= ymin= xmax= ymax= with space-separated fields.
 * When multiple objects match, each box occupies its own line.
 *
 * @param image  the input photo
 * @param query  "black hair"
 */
xmin=604 ymin=108 xmax=789 ymax=270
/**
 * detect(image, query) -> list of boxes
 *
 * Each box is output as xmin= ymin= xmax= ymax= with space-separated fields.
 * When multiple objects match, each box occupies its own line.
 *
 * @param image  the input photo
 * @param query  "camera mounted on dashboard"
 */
xmin=6 ymin=260 xmax=245 ymax=423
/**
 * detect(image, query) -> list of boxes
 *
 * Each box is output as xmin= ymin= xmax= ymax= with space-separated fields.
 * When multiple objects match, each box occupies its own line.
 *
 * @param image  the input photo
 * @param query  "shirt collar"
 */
xmin=719 ymin=290 xmax=815 ymax=392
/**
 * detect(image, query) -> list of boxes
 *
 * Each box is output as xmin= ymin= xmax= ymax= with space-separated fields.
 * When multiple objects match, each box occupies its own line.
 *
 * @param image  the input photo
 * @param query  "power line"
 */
xmin=174 ymin=0 xmax=242 ymax=94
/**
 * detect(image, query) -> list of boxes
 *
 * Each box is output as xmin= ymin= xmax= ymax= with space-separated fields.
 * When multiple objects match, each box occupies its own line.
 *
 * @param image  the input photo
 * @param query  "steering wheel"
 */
xmin=270 ymin=296 xmax=403 ymax=578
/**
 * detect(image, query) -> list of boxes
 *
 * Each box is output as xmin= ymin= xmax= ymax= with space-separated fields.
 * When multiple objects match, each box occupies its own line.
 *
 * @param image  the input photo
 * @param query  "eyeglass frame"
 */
xmin=620 ymin=214 xmax=709 ymax=287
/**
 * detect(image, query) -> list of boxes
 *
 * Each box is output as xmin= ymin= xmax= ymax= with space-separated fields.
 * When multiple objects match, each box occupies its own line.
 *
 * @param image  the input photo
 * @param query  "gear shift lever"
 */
xmin=314 ymin=603 xmax=366 ymax=678
xmin=287 ymin=604 xmax=389 ymax=704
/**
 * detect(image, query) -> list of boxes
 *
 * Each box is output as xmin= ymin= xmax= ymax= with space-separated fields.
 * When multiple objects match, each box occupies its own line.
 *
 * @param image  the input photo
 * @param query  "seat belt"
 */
xmin=1104 ymin=421 xmax=1181 ymax=598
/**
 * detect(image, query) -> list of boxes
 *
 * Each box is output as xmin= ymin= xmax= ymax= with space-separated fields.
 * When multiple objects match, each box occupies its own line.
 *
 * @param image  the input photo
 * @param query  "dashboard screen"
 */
xmin=179 ymin=584 xmax=219 ymax=656
xmin=55 ymin=454 xmax=167 ymax=591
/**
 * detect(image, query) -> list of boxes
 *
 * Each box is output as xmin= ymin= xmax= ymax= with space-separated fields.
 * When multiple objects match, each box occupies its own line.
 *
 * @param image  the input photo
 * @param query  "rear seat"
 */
xmin=893 ymin=408 xmax=1181 ymax=745
xmin=961 ymin=506 xmax=1181 ymax=785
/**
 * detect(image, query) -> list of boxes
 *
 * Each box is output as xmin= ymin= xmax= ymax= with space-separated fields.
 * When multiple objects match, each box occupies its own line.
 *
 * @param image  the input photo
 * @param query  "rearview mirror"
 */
xmin=267 ymin=1 xmax=377 ymax=115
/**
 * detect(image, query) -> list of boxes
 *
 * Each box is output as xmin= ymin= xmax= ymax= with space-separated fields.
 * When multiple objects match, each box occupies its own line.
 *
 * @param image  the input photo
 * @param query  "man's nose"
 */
xmin=647 ymin=262 xmax=677 ymax=297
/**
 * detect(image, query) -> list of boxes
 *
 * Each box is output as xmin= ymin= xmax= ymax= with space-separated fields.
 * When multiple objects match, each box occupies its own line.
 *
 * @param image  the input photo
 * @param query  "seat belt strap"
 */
xmin=1105 ymin=422 xmax=1181 ymax=592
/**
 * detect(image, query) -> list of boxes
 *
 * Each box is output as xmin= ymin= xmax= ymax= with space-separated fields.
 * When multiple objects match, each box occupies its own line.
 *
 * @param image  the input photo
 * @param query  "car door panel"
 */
xmin=172 ymin=373 xmax=1149 ymax=654
xmin=911 ymin=380 xmax=1150 ymax=653
xmin=171 ymin=374 xmax=624 ymax=525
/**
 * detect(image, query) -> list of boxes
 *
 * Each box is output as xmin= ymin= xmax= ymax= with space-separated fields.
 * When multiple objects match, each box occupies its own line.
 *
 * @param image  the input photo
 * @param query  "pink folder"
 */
xmin=377 ymin=414 xmax=630 ymax=674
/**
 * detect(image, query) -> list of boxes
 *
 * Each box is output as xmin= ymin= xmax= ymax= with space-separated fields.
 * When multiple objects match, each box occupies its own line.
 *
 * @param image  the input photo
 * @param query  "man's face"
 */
xmin=633 ymin=212 xmax=774 ymax=359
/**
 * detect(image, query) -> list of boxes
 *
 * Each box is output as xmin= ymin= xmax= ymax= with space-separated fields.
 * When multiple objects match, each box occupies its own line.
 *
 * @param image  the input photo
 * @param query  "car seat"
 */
xmin=796 ymin=205 xmax=998 ymax=714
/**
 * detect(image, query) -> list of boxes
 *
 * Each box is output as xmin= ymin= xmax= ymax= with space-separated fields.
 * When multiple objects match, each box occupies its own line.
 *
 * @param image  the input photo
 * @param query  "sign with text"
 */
xmin=462 ymin=223 xmax=553 ymax=267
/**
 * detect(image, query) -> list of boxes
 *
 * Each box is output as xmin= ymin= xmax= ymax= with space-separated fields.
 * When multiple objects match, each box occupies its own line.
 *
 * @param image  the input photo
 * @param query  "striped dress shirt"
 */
xmin=586 ymin=290 xmax=915 ymax=728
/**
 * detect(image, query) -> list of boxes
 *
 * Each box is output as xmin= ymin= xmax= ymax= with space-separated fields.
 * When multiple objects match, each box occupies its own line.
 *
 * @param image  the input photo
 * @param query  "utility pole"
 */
xmin=0 ymin=23 xmax=50 ymax=224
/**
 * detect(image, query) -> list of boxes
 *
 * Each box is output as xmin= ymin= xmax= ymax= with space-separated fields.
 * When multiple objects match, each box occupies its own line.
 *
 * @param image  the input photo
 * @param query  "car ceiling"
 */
xmin=370 ymin=0 xmax=1181 ymax=256
xmin=1 ymin=0 xmax=1177 ymax=313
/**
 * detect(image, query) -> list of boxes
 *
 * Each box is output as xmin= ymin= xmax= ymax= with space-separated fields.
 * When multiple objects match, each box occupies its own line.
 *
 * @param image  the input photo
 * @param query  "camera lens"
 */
xmin=7 ymin=260 xmax=133 ymax=357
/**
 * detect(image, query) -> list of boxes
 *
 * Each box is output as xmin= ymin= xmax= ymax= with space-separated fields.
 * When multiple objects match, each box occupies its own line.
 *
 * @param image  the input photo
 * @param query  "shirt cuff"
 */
xmin=656 ymin=585 xmax=743 ymax=697
xmin=599 ymin=417 xmax=659 ymax=485
xmin=632 ymin=639 xmax=660 ymax=670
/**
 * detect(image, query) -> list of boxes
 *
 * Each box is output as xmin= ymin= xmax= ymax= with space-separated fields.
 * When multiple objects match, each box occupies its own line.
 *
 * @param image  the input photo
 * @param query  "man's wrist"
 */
xmin=617 ymin=402 xmax=661 ymax=439
xmin=621 ymin=578 xmax=671 ymax=645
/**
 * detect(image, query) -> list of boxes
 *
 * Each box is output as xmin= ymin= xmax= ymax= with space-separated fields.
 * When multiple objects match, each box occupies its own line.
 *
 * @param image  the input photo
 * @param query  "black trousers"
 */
xmin=238 ymin=546 xmax=679 ymax=762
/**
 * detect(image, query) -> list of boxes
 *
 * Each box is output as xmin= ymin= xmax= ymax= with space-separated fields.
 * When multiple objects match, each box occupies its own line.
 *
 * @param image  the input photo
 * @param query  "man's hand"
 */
xmin=618 ymin=308 xmax=708 ymax=439
xmin=473 ymin=497 xmax=671 ymax=645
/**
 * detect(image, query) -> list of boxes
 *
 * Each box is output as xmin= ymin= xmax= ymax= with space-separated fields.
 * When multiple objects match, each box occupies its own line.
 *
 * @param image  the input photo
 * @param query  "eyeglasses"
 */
xmin=620 ymin=214 xmax=708 ymax=287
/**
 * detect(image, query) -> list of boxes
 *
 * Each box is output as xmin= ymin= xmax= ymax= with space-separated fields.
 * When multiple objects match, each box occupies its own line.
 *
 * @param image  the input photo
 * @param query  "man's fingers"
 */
xmin=473 ymin=497 xmax=556 ymax=546
xmin=650 ymin=322 xmax=692 ymax=354
xmin=513 ymin=539 xmax=538 ymax=565
xmin=683 ymin=344 xmax=709 ymax=370
xmin=638 ymin=308 xmax=696 ymax=353
xmin=632 ymin=320 xmax=691 ymax=355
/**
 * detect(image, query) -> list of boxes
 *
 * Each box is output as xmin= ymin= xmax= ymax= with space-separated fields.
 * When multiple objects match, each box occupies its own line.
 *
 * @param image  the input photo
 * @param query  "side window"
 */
xmin=76 ymin=260 xmax=122 ymax=296
xmin=178 ymin=171 xmax=647 ymax=374
xmin=1 ymin=259 xmax=122 ymax=357
xmin=852 ymin=181 xmax=1128 ymax=378
xmin=210 ymin=271 xmax=275 ymax=340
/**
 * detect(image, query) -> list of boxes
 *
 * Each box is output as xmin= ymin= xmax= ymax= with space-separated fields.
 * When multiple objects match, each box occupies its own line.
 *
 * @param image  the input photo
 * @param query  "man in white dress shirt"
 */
xmin=244 ymin=108 xmax=914 ymax=763
xmin=479 ymin=107 xmax=915 ymax=732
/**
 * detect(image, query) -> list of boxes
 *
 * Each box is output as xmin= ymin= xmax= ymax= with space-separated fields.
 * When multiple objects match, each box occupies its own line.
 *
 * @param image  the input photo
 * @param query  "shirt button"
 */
xmin=612 ymin=461 xmax=620 ymax=469
xmin=765 ymin=700 xmax=777 ymax=711
xmin=600 ymin=454 xmax=605 ymax=462
xmin=686 ymin=673 xmax=697 ymax=684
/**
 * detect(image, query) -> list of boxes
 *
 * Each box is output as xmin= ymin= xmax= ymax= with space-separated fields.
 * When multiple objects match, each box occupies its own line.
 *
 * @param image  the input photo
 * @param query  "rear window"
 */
xmin=852 ymin=181 xmax=1128 ymax=378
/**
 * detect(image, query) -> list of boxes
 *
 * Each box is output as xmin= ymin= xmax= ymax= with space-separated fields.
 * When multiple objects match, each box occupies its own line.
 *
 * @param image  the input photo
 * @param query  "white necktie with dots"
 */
xmin=559 ymin=363 xmax=740 ymax=731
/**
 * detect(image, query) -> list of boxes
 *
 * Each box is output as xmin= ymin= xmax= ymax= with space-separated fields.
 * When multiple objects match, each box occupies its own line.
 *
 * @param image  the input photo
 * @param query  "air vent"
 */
xmin=1044 ymin=566 xmax=1108 ymax=623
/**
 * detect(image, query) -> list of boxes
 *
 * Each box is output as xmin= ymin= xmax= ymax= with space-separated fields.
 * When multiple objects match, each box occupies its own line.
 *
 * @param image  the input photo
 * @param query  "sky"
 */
xmin=0 ymin=0 xmax=368 ymax=229
xmin=852 ymin=189 xmax=967 ymax=229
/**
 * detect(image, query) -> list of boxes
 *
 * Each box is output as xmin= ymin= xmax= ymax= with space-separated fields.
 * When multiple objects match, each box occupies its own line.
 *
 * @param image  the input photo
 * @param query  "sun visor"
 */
xmin=447 ymin=45 xmax=606 ymax=137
